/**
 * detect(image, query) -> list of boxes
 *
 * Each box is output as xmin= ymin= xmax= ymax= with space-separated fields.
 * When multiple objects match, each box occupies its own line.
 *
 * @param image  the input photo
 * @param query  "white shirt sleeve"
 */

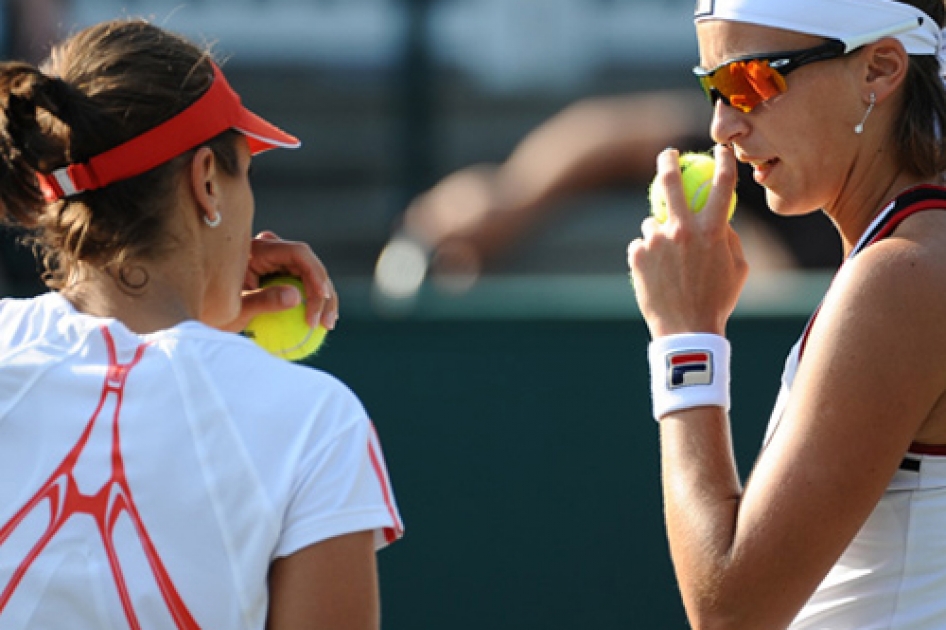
xmin=275 ymin=412 xmax=403 ymax=558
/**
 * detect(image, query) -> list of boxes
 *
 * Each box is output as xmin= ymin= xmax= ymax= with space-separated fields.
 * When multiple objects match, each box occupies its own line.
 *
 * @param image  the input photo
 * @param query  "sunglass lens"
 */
xmin=701 ymin=60 xmax=788 ymax=113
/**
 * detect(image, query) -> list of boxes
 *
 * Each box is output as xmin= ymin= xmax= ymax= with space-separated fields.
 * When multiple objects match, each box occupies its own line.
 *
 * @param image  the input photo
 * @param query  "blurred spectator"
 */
xmin=376 ymin=90 xmax=841 ymax=297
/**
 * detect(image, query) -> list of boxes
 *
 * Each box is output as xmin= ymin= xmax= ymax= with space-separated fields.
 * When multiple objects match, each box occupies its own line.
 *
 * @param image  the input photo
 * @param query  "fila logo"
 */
xmin=694 ymin=0 xmax=714 ymax=18
xmin=667 ymin=350 xmax=714 ymax=388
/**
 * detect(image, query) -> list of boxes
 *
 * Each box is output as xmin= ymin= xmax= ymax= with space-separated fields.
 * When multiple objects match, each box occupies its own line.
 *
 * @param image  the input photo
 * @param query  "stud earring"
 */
xmin=854 ymin=92 xmax=876 ymax=135
xmin=203 ymin=211 xmax=222 ymax=228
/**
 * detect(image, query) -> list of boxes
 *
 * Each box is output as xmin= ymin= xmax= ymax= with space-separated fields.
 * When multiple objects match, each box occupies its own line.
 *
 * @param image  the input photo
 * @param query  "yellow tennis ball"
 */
xmin=245 ymin=276 xmax=327 ymax=361
xmin=649 ymin=152 xmax=736 ymax=223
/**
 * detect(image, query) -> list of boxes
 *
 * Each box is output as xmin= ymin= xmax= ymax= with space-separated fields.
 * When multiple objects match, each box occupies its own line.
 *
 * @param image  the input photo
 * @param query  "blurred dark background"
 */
xmin=0 ymin=1 xmax=836 ymax=627
xmin=1 ymin=0 xmax=709 ymax=293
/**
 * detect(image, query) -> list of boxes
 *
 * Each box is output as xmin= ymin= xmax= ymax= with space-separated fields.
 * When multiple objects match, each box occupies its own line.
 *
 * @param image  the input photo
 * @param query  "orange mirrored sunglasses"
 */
xmin=694 ymin=40 xmax=846 ymax=113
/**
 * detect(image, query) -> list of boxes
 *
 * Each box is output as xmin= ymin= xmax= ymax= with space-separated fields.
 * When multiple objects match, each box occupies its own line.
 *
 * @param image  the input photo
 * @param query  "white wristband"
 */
xmin=648 ymin=333 xmax=731 ymax=421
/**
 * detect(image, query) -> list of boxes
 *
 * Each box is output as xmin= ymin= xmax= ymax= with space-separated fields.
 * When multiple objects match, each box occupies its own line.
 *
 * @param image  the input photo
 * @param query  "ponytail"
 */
xmin=0 ymin=62 xmax=73 ymax=226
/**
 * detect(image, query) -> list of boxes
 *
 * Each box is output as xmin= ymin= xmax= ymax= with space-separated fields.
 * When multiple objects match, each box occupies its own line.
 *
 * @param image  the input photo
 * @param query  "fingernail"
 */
xmin=280 ymin=286 xmax=301 ymax=307
xmin=327 ymin=310 xmax=338 ymax=330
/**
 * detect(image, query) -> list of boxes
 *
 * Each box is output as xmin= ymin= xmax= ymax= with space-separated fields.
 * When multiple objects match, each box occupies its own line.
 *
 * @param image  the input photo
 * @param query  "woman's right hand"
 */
xmin=218 ymin=231 xmax=338 ymax=334
xmin=627 ymin=144 xmax=748 ymax=338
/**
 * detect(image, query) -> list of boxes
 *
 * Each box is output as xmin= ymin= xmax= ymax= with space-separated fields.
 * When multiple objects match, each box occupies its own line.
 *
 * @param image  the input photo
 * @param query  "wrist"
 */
xmin=648 ymin=333 xmax=731 ymax=421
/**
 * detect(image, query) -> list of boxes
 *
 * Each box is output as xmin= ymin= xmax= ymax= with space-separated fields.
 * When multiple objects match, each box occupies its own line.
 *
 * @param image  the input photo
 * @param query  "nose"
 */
xmin=709 ymin=98 xmax=746 ymax=147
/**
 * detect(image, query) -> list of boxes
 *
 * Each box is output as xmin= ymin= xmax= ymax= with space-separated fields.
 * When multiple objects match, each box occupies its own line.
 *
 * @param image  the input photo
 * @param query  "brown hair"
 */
xmin=894 ymin=0 xmax=946 ymax=178
xmin=0 ymin=19 xmax=240 ymax=290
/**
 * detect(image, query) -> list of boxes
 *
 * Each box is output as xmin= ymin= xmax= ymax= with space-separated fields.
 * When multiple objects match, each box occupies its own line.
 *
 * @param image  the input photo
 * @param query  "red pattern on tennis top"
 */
xmin=0 ymin=326 xmax=200 ymax=629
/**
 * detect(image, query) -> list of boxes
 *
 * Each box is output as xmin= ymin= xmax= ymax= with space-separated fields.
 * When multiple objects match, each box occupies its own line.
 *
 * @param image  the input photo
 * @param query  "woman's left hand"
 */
xmin=220 ymin=231 xmax=338 ymax=333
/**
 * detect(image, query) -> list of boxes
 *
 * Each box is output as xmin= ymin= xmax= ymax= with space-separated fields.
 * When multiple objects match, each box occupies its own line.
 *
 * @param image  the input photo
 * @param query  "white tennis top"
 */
xmin=0 ymin=292 xmax=403 ymax=629
xmin=771 ymin=340 xmax=946 ymax=629
xmin=766 ymin=187 xmax=946 ymax=629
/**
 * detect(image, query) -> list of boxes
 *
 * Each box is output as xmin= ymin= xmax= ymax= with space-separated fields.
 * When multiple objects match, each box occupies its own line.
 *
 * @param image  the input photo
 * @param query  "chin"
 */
xmin=765 ymin=190 xmax=822 ymax=218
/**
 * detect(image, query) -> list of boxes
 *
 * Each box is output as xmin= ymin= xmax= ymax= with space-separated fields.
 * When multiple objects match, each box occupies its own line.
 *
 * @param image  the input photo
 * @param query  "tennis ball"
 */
xmin=649 ymin=152 xmax=737 ymax=223
xmin=244 ymin=276 xmax=327 ymax=361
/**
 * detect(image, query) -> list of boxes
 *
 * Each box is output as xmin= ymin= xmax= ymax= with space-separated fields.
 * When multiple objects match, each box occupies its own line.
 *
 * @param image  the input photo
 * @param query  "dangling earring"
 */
xmin=203 ymin=211 xmax=222 ymax=228
xmin=854 ymin=92 xmax=876 ymax=135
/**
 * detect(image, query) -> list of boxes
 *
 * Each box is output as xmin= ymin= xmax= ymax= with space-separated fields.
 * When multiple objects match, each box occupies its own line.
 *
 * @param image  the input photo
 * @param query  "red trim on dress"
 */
xmin=908 ymin=442 xmax=946 ymax=456
xmin=367 ymin=422 xmax=403 ymax=544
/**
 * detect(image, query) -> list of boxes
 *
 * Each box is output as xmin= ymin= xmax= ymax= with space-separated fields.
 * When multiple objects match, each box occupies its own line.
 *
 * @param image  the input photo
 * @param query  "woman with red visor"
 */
xmin=629 ymin=0 xmax=946 ymax=628
xmin=0 ymin=19 xmax=402 ymax=629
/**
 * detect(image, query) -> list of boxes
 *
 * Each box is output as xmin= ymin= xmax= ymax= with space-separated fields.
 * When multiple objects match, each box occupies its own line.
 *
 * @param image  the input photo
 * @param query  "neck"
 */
xmin=832 ymin=172 xmax=934 ymax=257
xmin=61 ymin=260 xmax=202 ymax=335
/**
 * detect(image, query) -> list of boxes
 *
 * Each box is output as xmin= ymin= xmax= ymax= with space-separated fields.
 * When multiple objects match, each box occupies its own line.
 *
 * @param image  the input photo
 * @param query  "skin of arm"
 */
xmin=633 ymin=150 xmax=946 ymax=628
xmin=400 ymin=91 xmax=712 ymax=276
xmin=266 ymin=530 xmax=380 ymax=630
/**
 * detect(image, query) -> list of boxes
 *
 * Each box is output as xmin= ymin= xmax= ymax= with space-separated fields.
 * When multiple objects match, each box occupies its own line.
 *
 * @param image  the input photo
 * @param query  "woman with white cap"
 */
xmin=629 ymin=0 xmax=946 ymax=627
xmin=0 ymin=18 xmax=402 ymax=629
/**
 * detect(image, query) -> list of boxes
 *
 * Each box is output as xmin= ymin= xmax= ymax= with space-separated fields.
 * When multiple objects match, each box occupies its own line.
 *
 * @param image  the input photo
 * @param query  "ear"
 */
xmin=860 ymin=37 xmax=910 ymax=104
xmin=188 ymin=146 xmax=221 ymax=225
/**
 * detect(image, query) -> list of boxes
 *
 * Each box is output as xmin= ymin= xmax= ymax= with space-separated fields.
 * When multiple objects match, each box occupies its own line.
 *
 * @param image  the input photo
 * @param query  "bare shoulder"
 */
xmin=790 ymin=209 xmax=946 ymax=434
xmin=839 ymin=209 xmax=946 ymax=308
xmin=813 ymin=209 xmax=946 ymax=440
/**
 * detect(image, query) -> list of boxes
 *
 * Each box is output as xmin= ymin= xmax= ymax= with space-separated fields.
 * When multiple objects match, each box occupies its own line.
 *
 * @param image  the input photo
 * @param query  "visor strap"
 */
xmin=36 ymin=62 xmax=239 ymax=203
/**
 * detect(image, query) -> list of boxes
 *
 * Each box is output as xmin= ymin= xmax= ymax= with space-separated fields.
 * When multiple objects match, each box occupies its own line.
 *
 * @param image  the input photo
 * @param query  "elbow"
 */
xmin=680 ymin=583 xmax=777 ymax=630
xmin=682 ymin=596 xmax=792 ymax=630
xmin=685 ymin=613 xmax=743 ymax=630
xmin=683 ymin=604 xmax=738 ymax=630
xmin=685 ymin=609 xmax=759 ymax=630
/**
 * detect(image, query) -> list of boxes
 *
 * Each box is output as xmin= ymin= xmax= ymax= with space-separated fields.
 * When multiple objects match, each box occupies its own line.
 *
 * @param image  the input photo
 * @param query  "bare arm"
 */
xmin=400 ymin=91 xmax=712 ymax=276
xmin=629 ymin=149 xmax=946 ymax=628
xmin=498 ymin=90 xmax=712 ymax=203
xmin=266 ymin=531 xmax=380 ymax=630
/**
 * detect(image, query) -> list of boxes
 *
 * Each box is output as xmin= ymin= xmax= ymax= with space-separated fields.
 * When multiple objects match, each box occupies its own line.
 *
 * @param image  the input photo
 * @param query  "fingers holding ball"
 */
xmin=244 ymin=275 xmax=328 ymax=361
xmin=648 ymin=151 xmax=737 ymax=223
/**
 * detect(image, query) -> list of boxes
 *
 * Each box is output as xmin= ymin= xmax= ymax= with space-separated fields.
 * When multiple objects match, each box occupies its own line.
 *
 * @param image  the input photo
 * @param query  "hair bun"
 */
xmin=0 ymin=63 xmax=71 ymax=225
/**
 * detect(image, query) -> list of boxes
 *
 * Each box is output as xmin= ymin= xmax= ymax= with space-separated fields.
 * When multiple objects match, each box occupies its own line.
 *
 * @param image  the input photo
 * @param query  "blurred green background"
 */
xmin=305 ymin=275 xmax=827 ymax=629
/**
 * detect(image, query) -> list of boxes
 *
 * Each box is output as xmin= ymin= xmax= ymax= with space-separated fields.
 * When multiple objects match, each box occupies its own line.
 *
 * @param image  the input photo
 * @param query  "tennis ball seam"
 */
xmin=273 ymin=324 xmax=325 ymax=359
xmin=649 ymin=152 xmax=736 ymax=222
xmin=244 ymin=275 xmax=328 ymax=361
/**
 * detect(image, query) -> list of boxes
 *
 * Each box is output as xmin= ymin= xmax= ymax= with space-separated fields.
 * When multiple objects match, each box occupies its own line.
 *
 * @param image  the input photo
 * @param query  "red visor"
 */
xmin=37 ymin=62 xmax=300 ymax=202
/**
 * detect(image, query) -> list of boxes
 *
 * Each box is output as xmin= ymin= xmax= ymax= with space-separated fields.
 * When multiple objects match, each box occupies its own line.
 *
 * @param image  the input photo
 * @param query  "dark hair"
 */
xmin=0 ymin=19 xmax=240 ymax=290
xmin=894 ymin=0 xmax=946 ymax=178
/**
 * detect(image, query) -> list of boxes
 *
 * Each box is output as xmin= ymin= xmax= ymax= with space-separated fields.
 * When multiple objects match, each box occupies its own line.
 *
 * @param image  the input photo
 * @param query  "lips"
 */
xmin=743 ymin=156 xmax=779 ymax=185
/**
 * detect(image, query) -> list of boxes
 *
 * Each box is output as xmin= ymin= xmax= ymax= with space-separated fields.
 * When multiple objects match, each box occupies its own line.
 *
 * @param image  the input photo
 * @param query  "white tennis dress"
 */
xmin=0 ymin=291 xmax=403 ymax=629
xmin=766 ymin=186 xmax=946 ymax=629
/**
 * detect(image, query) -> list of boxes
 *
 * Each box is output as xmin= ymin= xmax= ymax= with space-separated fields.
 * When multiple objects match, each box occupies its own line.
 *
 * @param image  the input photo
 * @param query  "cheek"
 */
xmin=225 ymin=189 xmax=255 ymax=249
xmin=237 ymin=187 xmax=255 ymax=235
xmin=760 ymin=147 xmax=824 ymax=216
xmin=777 ymin=107 xmax=850 ymax=190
